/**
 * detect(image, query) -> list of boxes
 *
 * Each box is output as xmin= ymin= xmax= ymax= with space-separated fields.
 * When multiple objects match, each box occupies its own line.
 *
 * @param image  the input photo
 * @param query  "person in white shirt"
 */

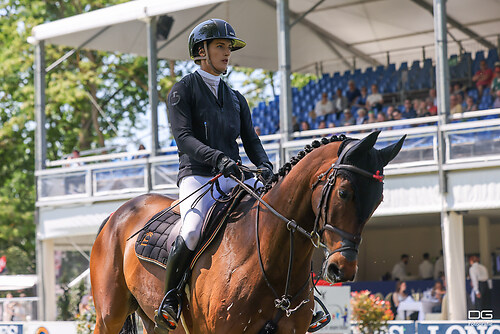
xmin=468 ymin=255 xmax=491 ymax=310
xmin=365 ymin=84 xmax=383 ymax=110
xmin=418 ymin=253 xmax=434 ymax=280
xmin=314 ymin=92 xmax=334 ymax=118
xmin=434 ymin=250 xmax=444 ymax=280
xmin=392 ymin=254 xmax=410 ymax=281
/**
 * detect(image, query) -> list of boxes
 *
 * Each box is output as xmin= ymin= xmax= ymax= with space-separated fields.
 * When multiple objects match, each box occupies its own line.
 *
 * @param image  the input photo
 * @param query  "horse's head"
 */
xmin=310 ymin=131 xmax=405 ymax=283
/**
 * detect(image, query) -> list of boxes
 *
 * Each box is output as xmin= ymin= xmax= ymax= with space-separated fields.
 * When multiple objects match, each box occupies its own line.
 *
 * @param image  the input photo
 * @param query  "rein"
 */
xmin=229 ymin=140 xmax=385 ymax=320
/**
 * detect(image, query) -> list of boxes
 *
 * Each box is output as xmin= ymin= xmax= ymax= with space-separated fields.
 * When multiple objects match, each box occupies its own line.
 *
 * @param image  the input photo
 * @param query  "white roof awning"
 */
xmin=0 ymin=275 xmax=38 ymax=291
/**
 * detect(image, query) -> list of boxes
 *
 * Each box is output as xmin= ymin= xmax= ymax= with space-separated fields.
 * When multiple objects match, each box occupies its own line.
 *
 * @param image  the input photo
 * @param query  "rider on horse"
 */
xmin=154 ymin=18 xmax=273 ymax=333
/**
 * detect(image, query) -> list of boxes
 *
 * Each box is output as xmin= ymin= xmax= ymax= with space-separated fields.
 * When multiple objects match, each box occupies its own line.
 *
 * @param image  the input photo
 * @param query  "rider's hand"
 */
xmin=217 ymin=155 xmax=241 ymax=178
xmin=258 ymin=161 xmax=274 ymax=183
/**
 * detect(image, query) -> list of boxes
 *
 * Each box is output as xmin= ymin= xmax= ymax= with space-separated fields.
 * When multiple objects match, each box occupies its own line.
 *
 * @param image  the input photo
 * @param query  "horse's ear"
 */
xmin=379 ymin=135 xmax=406 ymax=166
xmin=352 ymin=131 xmax=381 ymax=153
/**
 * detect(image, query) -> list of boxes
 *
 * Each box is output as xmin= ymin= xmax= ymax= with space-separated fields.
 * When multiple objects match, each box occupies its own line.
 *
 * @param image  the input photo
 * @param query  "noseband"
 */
xmin=311 ymin=141 xmax=384 ymax=261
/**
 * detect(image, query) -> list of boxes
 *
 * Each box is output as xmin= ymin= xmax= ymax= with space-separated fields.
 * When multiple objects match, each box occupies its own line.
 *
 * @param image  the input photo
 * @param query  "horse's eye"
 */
xmin=339 ymin=189 xmax=349 ymax=200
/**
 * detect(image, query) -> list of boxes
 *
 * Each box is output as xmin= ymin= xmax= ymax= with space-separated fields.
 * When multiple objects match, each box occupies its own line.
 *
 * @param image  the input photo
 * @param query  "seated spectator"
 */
xmin=464 ymin=96 xmax=477 ymax=112
xmin=317 ymin=120 xmax=327 ymax=129
xmin=429 ymin=88 xmax=437 ymax=105
xmin=65 ymin=149 xmax=83 ymax=167
xmin=133 ymin=144 xmax=149 ymax=159
xmin=452 ymin=83 xmax=465 ymax=99
xmin=376 ymin=111 xmax=387 ymax=123
xmin=494 ymin=90 xmax=500 ymax=109
xmin=3 ymin=293 xmax=15 ymax=321
xmin=346 ymin=80 xmax=361 ymax=107
xmin=342 ymin=109 xmax=355 ymax=126
xmin=390 ymin=281 xmax=408 ymax=319
xmin=254 ymin=126 xmax=261 ymax=136
xmin=416 ymin=99 xmax=430 ymax=118
xmin=314 ymin=92 xmax=334 ymax=118
xmin=366 ymin=111 xmax=376 ymax=123
xmin=356 ymin=108 xmax=368 ymax=125
xmin=491 ymin=62 xmax=500 ymax=96
xmin=300 ymin=120 xmax=310 ymax=132
xmin=426 ymin=97 xmax=438 ymax=115
xmin=333 ymin=88 xmax=348 ymax=118
xmin=292 ymin=116 xmax=300 ymax=132
xmin=450 ymin=94 xmax=463 ymax=114
xmin=472 ymin=60 xmax=493 ymax=97
xmin=431 ymin=280 xmax=446 ymax=313
xmin=356 ymin=86 xmax=368 ymax=108
xmin=366 ymin=84 xmax=383 ymax=111
xmin=402 ymin=99 xmax=416 ymax=119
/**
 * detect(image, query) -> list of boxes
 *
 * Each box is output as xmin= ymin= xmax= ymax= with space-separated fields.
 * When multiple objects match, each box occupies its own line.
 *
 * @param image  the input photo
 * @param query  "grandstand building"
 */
xmin=30 ymin=0 xmax=500 ymax=323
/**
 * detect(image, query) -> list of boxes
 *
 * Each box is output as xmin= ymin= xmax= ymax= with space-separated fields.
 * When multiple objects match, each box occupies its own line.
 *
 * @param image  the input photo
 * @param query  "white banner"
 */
xmin=313 ymin=285 xmax=351 ymax=334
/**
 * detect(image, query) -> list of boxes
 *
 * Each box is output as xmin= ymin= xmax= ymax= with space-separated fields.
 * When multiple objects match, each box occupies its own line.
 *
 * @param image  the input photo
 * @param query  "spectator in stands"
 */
xmin=317 ymin=120 xmax=327 ymax=130
xmin=434 ymin=250 xmax=444 ymax=280
xmin=450 ymin=94 xmax=463 ymax=114
xmin=355 ymin=108 xmax=368 ymax=125
xmin=254 ymin=126 xmax=261 ymax=136
xmin=416 ymin=99 xmax=430 ymax=118
xmin=493 ymin=89 xmax=500 ymax=109
xmin=431 ymin=280 xmax=446 ymax=313
xmin=346 ymin=80 xmax=361 ymax=107
xmin=472 ymin=60 xmax=493 ymax=98
xmin=429 ymin=88 xmax=437 ymax=105
xmin=366 ymin=111 xmax=377 ymax=124
xmin=452 ymin=83 xmax=465 ymax=100
xmin=464 ymin=96 xmax=478 ymax=112
xmin=2 ymin=293 xmax=15 ymax=321
xmin=402 ymin=99 xmax=416 ymax=119
xmin=300 ymin=120 xmax=310 ymax=132
xmin=426 ymin=97 xmax=438 ymax=116
xmin=342 ymin=109 xmax=355 ymax=126
xmin=366 ymin=84 xmax=383 ymax=111
xmin=356 ymin=86 xmax=368 ymax=108
xmin=65 ymin=149 xmax=83 ymax=167
xmin=292 ymin=116 xmax=300 ymax=132
xmin=390 ymin=281 xmax=408 ymax=319
xmin=333 ymin=88 xmax=348 ymax=118
xmin=376 ymin=111 xmax=387 ymax=123
xmin=490 ymin=62 xmax=500 ymax=96
xmin=468 ymin=255 xmax=492 ymax=311
xmin=390 ymin=108 xmax=410 ymax=130
xmin=391 ymin=254 xmax=410 ymax=281
xmin=418 ymin=253 xmax=434 ymax=280
xmin=133 ymin=144 xmax=149 ymax=159
xmin=314 ymin=92 xmax=334 ymax=118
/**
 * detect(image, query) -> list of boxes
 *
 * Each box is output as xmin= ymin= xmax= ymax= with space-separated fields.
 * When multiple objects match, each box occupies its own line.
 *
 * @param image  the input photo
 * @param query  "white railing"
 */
xmin=35 ymin=108 xmax=500 ymax=206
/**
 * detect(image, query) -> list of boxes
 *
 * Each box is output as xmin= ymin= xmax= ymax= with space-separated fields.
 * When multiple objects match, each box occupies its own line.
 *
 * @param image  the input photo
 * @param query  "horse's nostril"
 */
xmin=328 ymin=263 xmax=340 ymax=279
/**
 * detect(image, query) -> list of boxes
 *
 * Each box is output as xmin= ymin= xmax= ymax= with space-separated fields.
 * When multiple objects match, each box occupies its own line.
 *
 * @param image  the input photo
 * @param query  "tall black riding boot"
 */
xmin=154 ymin=236 xmax=194 ymax=334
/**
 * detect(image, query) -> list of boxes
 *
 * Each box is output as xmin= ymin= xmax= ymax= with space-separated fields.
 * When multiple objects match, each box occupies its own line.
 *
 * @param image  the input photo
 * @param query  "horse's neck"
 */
xmin=257 ymin=167 xmax=316 ymax=289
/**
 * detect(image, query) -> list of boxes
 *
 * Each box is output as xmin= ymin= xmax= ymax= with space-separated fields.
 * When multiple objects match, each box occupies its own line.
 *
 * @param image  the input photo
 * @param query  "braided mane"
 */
xmin=260 ymin=134 xmax=348 ymax=194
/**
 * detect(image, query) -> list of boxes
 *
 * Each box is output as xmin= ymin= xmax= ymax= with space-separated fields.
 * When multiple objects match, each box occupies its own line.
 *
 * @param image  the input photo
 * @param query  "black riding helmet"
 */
xmin=188 ymin=19 xmax=246 ymax=61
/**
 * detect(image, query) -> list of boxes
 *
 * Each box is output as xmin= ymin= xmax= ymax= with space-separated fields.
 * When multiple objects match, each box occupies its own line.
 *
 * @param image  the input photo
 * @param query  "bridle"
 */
xmin=229 ymin=140 xmax=385 ymax=318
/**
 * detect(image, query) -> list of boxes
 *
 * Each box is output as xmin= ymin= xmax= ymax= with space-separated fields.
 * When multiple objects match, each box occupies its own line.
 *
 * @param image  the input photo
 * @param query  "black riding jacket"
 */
xmin=167 ymin=72 xmax=270 ymax=184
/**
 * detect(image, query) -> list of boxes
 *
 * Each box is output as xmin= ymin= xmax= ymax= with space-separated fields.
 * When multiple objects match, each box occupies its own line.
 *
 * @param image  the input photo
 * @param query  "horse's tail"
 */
xmin=118 ymin=313 xmax=137 ymax=334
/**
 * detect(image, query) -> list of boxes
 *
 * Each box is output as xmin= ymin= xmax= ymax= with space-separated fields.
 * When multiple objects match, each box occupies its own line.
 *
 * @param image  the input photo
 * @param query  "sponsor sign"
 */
xmin=418 ymin=321 xmax=500 ymax=334
xmin=386 ymin=321 xmax=416 ymax=334
xmin=314 ymin=285 xmax=350 ymax=334
xmin=0 ymin=324 xmax=23 ymax=334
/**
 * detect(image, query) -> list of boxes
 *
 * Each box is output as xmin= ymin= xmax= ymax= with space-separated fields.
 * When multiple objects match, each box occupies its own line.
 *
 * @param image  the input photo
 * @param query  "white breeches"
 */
xmin=179 ymin=175 xmax=262 ymax=250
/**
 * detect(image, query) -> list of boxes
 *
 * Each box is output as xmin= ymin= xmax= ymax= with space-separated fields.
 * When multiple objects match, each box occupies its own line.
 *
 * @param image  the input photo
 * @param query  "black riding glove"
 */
xmin=217 ymin=155 xmax=241 ymax=178
xmin=258 ymin=161 xmax=274 ymax=183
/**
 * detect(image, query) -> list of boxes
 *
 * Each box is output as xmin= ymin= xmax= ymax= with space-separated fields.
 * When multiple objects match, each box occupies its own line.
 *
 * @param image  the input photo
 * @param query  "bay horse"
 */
xmin=90 ymin=131 xmax=405 ymax=334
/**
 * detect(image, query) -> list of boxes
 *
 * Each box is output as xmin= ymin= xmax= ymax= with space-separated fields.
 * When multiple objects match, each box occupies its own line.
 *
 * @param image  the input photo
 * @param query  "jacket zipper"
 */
xmin=204 ymin=121 xmax=208 ymax=141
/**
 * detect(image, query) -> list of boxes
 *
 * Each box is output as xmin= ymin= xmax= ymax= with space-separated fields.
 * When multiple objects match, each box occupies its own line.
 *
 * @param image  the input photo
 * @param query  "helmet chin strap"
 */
xmin=195 ymin=41 xmax=227 ymax=76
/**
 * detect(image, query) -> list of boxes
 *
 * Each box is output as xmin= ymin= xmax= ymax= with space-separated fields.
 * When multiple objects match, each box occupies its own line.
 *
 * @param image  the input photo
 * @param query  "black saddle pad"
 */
xmin=135 ymin=187 xmax=249 ymax=269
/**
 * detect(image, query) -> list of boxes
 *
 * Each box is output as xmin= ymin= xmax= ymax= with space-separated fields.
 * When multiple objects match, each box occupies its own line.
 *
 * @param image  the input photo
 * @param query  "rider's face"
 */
xmin=201 ymin=39 xmax=232 ymax=75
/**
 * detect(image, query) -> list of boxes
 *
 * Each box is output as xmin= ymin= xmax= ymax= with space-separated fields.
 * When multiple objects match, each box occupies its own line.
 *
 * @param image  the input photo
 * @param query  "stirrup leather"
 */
xmin=308 ymin=296 xmax=331 ymax=333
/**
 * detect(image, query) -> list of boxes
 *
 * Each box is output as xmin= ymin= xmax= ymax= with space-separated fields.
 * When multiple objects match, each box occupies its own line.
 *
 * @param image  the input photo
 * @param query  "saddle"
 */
xmin=135 ymin=186 xmax=250 ymax=270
